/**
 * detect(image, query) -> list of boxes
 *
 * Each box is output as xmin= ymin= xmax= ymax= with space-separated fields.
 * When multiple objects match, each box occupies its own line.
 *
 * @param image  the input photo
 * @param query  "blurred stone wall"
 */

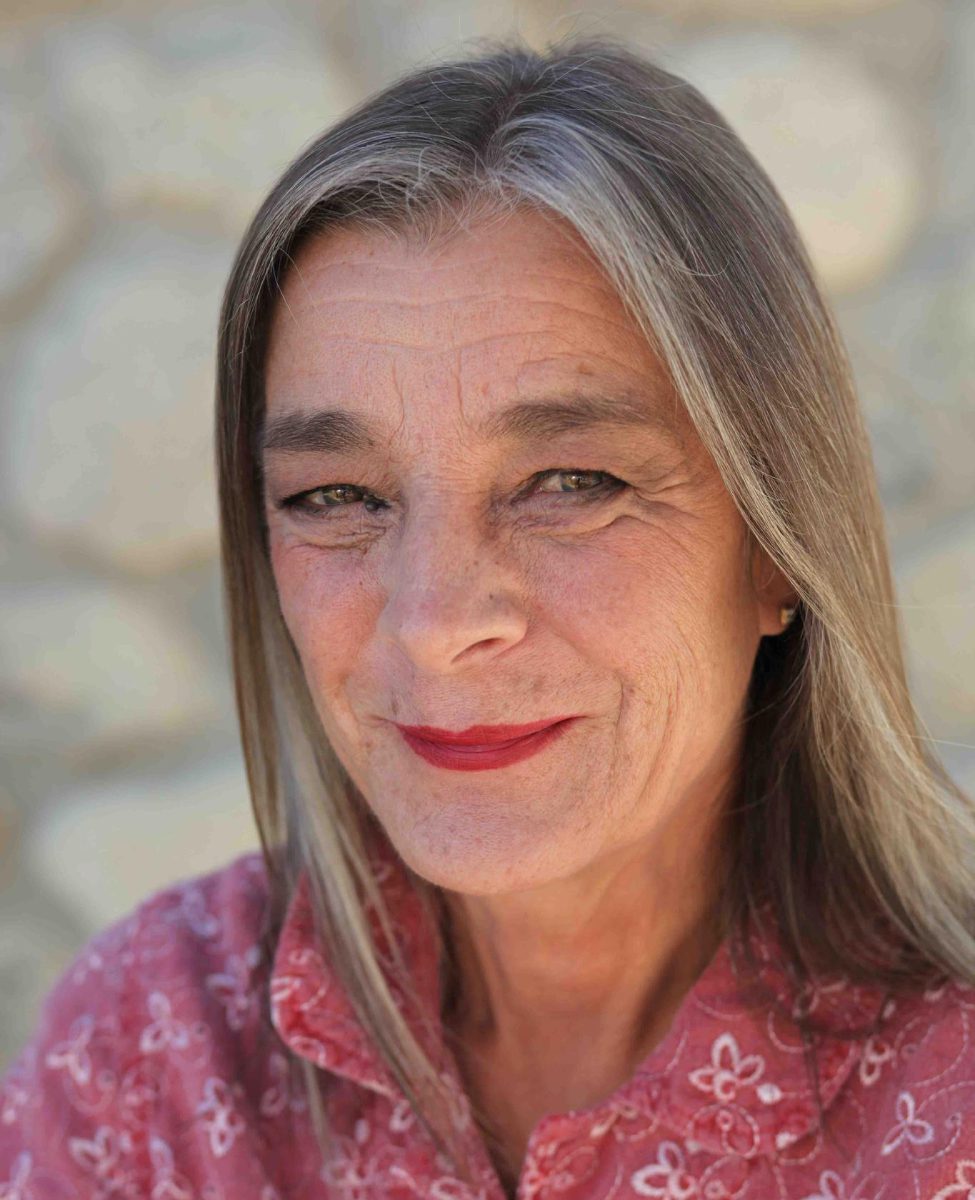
xmin=1 ymin=0 xmax=973 ymax=1070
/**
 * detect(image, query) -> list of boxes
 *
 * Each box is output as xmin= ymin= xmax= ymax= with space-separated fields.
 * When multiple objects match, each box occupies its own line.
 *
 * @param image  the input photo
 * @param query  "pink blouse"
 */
xmin=3 ymin=842 xmax=975 ymax=1200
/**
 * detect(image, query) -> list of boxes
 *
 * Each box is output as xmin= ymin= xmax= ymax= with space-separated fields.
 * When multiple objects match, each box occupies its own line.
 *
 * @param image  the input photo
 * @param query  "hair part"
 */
xmin=216 ymin=32 xmax=975 ymax=1182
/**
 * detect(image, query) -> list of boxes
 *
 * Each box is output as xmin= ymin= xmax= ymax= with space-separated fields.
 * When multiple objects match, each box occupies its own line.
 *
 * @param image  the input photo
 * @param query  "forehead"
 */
xmin=272 ymin=206 xmax=620 ymax=315
xmin=262 ymin=207 xmax=689 ymax=445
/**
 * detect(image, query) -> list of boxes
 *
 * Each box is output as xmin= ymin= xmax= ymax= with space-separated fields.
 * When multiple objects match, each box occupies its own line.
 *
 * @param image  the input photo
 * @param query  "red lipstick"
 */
xmin=393 ymin=716 xmax=579 ymax=771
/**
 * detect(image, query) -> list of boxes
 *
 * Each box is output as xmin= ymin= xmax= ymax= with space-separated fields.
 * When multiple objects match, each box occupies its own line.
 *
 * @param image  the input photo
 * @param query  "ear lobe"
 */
xmin=750 ymin=543 xmax=799 ymax=636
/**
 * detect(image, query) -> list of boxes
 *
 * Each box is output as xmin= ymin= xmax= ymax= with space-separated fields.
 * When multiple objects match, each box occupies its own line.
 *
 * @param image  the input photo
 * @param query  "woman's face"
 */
xmin=262 ymin=207 xmax=788 ymax=895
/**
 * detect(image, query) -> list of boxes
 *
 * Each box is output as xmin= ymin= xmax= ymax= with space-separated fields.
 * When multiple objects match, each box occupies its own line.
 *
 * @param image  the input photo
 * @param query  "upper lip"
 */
xmin=392 ymin=716 xmax=577 ymax=745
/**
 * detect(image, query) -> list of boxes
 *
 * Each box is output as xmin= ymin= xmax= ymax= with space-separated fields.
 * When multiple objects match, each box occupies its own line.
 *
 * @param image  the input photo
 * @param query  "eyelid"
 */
xmin=276 ymin=483 xmax=382 ymax=513
xmin=275 ymin=468 xmax=628 ymax=515
xmin=530 ymin=467 xmax=623 ymax=491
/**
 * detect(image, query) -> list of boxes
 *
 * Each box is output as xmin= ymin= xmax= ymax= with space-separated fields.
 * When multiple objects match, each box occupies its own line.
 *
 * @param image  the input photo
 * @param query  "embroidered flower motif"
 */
xmin=195 ymin=1077 xmax=246 ymax=1159
xmin=930 ymin=1159 xmax=975 ymax=1199
xmin=690 ymin=1103 xmax=761 ymax=1159
xmin=388 ymin=1096 xmax=416 ymax=1134
xmin=268 ymin=961 xmax=329 ymax=1019
xmin=790 ymin=979 xmax=849 ymax=1023
xmin=116 ymin=1060 xmax=160 ymax=1125
xmin=319 ymin=1124 xmax=403 ymax=1199
xmin=45 ymin=1015 xmax=95 ymax=1087
xmin=631 ymin=1140 xmax=699 ymax=1197
xmin=205 ymin=946 xmax=262 ymax=1031
xmin=589 ymin=1090 xmax=662 ymax=1144
xmin=10 ymin=848 xmax=975 ymax=1200
xmin=139 ymin=992 xmax=191 ymax=1055
xmin=258 ymin=1052 xmax=307 ymax=1119
xmin=879 ymin=1090 xmax=934 ymax=1156
xmin=519 ymin=1139 xmax=598 ymax=1199
xmin=69 ymin=947 xmax=106 ymax=987
xmin=427 ymin=1179 xmax=481 ymax=1200
xmin=0 ymin=1075 xmax=29 ymax=1130
xmin=68 ymin=1124 xmax=141 ymax=1199
xmin=688 ymin=1033 xmax=764 ymax=1103
xmin=858 ymin=1034 xmax=894 ymax=1088
xmin=801 ymin=1169 xmax=845 ymax=1200
xmin=164 ymin=887 xmax=222 ymax=940
xmin=148 ymin=1135 xmax=194 ymax=1200
xmin=0 ymin=1151 xmax=34 ymax=1200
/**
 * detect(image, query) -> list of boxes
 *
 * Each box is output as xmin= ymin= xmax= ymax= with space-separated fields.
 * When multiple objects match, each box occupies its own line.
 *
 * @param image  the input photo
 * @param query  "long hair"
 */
xmin=215 ymin=35 xmax=975 ymax=1180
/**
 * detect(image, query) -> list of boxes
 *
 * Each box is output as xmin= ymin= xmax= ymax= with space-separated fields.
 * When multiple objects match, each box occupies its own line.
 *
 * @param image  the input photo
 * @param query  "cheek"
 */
xmin=543 ymin=522 xmax=755 ymax=714
xmin=539 ymin=525 xmax=708 ymax=660
xmin=269 ymin=540 xmax=374 ymax=678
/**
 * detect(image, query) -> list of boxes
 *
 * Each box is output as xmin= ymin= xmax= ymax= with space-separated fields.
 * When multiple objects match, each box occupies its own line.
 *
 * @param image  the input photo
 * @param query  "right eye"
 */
xmin=278 ymin=484 xmax=388 ymax=517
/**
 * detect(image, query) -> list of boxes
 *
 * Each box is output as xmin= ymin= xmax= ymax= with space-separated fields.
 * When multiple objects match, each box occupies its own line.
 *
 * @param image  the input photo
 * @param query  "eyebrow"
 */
xmin=260 ymin=389 xmax=680 ymax=455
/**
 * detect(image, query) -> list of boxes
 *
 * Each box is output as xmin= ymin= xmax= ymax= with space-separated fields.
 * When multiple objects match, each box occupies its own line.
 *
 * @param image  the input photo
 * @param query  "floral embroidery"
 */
xmin=688 ymin=1034 xmax=765 ymax=1104
xmin=0 ymin=1074 xmax=28 ymax=1131
xmin=0 ymin=1152 xmax=33 ymax=1200
xmin=205 ymin=946 xmax=262 ymax=1031
xmin=195 ymin=1077 xmax=246 ymax=1159
xmin=319 ymin=1118 xmax=404 ymax=1199
xmin=68 ymin=1124 xmax=142 ymax=1199
xmin=879 ymin=1091 xmax=934 ymax=1157
xmin=4 ymin=849 xmax=975 ymax=1198
xmin=258 ymin=1052 xmax=307 ymax=1119
xmin=790 ymin=979 xmax=849 ymax=1023
xmin=139 ymin=992 xmax=191 ymax=1055
xmin=858 ymin=1035 xmax=895 ymax=1088
xmin=589 ymin=1089 xmax=663 ymax=1145
xmin=148 ymin=1135 xmax=195 ymax=1200
xmin=930 ymin=1159 xmax=975 ymax=1199
xmin=45 ymin=1015 xmax=96 ymax=1087
xmin=801 ymin=1170 xmax=845 ymax=1200
xmin=163 ymin=886 xmax=222 ymax=940
xmin=519 ymin=1138 xmax=599 ymax=1198
xmin=631 ymin=1140 xmax=699 ymax=1197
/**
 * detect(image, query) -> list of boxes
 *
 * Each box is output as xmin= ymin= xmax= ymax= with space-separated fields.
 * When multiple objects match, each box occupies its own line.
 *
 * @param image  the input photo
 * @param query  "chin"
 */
xmin=380 ymin=806 xmax=585 ymax=896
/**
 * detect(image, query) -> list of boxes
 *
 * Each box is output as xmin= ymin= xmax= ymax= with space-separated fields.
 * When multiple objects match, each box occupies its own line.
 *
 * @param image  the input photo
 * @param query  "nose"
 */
xmin=375 ymin=510 xmax=529 ymax=673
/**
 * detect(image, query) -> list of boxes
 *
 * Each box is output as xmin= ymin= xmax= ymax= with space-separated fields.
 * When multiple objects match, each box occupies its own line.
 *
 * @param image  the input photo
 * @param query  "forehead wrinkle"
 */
xmin=260 ymin=385 xmax=685 ymax=458
xmin=271 ymin=248 xmax=329 ymax=337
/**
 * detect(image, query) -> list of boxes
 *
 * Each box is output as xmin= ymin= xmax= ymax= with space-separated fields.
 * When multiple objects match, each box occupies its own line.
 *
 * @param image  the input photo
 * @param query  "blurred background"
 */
xmin=1 ymin=0 xmax=974 ymax=1071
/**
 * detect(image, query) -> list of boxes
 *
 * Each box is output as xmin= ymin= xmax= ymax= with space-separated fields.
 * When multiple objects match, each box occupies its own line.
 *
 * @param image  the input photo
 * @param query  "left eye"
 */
xmin=530 ymin=469 xmax=625 ymax=499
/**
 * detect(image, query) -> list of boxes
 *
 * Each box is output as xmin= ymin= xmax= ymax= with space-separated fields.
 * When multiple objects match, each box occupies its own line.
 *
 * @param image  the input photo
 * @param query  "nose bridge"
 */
xmin=376 ymin=497 xmax=526 ymax=669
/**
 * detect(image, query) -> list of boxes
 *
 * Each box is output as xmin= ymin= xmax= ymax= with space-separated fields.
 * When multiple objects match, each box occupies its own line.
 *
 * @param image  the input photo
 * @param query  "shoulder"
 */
xmin=851 ymin=975 xmax=975 ymax=1196
xmin=0 ymin=850 xmax=272 ymax=1185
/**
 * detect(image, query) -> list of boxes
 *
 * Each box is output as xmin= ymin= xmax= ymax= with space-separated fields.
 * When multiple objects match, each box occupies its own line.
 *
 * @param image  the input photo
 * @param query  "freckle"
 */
xmin=577 ymin=363 xmax=594 ymax=377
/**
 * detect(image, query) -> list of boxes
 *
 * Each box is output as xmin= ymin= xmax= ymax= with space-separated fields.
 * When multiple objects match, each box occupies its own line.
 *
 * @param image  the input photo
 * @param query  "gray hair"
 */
xmin=216 ymin=35 xmax=975 ymax=1180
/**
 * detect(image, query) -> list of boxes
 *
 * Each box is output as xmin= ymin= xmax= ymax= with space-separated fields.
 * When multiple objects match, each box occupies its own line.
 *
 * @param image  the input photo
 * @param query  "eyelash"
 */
xmin=278 ymin=469 xmax=627 ymax=518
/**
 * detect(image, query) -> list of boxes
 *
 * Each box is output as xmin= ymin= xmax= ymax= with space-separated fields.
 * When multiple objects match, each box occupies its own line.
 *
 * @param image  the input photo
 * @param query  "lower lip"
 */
xmin=396 ymin=719 xmax=577 ymax=771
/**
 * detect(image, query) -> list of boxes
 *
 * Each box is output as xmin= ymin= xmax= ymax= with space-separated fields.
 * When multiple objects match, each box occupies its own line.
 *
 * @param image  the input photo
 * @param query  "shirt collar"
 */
xmin=269 ymin=836 xmax=445 ymax=1098
xmin=268 ymin=841 xmax=892 ymax=1158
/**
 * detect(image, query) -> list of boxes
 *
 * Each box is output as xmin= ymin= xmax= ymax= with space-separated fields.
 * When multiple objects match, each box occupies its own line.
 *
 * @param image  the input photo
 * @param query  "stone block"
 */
xmin=0 ymin=580 xmax=218 ymax=756
xmin=25 ymin=756 xmax=258 ymax=933
xmin=666 ymin=30 xmax=924 ymax=294
xmin=4 ymin=223 xmax=232 ymax=574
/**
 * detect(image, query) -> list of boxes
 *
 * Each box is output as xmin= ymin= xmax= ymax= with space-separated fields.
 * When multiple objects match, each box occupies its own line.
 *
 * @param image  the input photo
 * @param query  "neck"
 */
xmin=438 ymin=818 xmax=730 ymax=1120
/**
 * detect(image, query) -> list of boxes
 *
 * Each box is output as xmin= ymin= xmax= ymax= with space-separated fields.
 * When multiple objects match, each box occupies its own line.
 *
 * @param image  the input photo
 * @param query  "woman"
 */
xmin=2 ymin=35 xmax=974 ymax=1200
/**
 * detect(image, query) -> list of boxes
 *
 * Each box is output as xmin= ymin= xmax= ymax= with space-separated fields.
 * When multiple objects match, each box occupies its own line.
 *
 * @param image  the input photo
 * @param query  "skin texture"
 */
xmin=261 ymin=207 xmax=797 ymax=1183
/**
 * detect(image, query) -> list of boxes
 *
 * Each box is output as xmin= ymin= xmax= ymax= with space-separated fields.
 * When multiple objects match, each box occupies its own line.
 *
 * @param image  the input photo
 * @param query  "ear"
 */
xmin=750 ymin=540 xmax=800 ymax=638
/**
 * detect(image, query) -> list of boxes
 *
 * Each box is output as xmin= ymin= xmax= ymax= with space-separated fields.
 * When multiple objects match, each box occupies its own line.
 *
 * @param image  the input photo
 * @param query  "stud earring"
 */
xmin=779 ymin=603 xmax=798 ymax=628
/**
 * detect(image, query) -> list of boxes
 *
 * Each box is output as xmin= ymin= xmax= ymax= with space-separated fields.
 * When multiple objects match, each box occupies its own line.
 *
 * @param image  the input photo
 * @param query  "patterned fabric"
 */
xmin=3 ymin=842 xmax=975 ymax=1199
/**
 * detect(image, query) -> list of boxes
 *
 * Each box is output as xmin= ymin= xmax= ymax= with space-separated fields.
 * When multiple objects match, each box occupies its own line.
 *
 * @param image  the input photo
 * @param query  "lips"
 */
xmin=392 ymin=716 xmax=580 ymax=771
xmin=393 ymin=717 xmax=575 ymax=746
